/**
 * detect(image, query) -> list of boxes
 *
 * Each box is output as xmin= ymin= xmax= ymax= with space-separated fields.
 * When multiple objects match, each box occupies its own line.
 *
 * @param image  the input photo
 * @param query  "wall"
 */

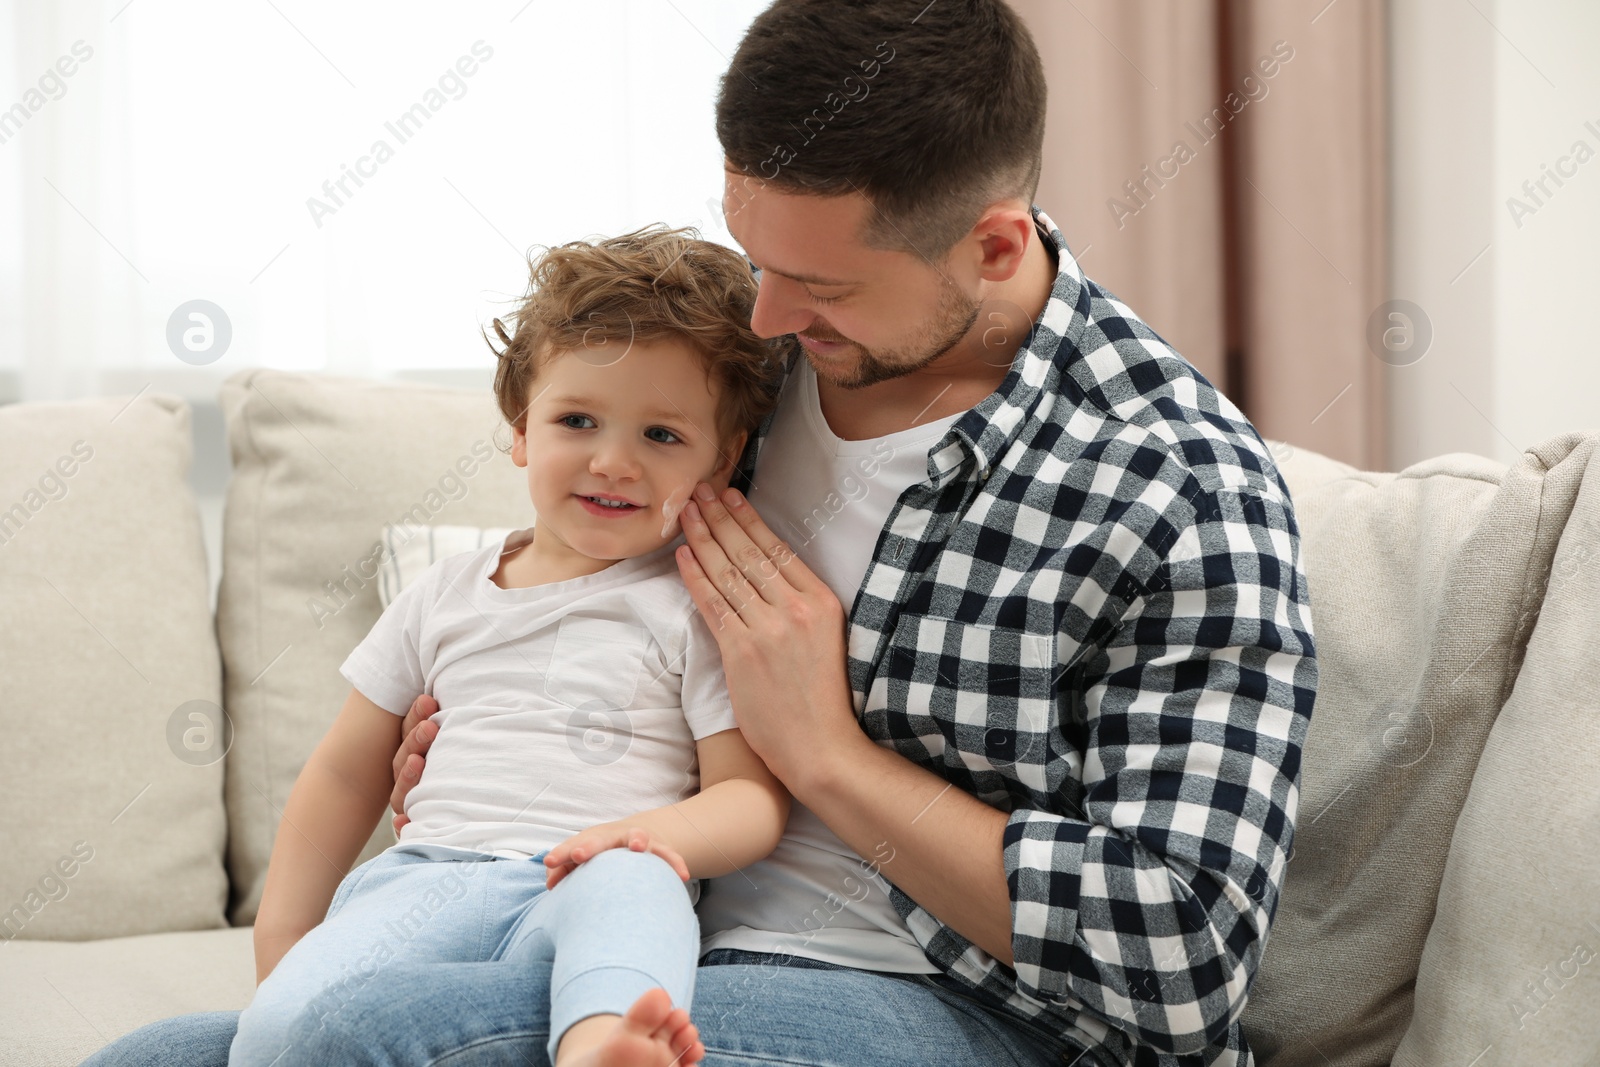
xmin=1390 ymin=0 xmax=1600 ymax=468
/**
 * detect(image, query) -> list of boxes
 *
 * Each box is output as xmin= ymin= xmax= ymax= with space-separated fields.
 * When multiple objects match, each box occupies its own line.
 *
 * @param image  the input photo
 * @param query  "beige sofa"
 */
xmin=2 ymin=369 xmax=1596 ymax=1067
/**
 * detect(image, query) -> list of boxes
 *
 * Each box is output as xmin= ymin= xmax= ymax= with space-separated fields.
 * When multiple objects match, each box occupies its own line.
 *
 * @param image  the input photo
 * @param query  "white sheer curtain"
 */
xmin=1 ymin=0 xmax=764 ymax=404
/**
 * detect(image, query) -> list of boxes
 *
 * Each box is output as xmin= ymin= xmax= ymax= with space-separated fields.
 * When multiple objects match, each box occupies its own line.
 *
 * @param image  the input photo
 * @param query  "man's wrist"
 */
xmin=782 ymin=726 xmax=874 ymax=802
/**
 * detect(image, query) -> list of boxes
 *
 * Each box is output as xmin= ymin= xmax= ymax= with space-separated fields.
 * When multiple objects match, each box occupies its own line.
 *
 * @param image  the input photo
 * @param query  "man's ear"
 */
xmin=971 ymin=203 xmax=1035 ymax=284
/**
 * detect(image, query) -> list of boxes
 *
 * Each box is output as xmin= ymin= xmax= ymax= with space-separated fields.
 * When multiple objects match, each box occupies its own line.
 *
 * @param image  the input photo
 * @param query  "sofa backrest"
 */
xmin=1239 ymin=432 xmax=1597 ymax=1066
xmin=0 ymin=392 xmax=229 ymax=941
xmin=216 ymin=369 xmax=530 ymax=925
xmin=1391 ymin=433 xmax=1600 ymax=1067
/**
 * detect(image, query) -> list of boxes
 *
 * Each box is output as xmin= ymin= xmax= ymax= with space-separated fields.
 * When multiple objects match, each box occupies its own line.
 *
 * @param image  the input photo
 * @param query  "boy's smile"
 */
xmin=508 ymin=337 xmax=745 ymax=583
xmin=575 ymin=493 xmax=644 ymax=515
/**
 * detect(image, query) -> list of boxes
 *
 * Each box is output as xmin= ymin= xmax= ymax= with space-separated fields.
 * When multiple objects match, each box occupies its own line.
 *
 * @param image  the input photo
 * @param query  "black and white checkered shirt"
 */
xmin=732 ymin=206 xmax=1317 ymax=1067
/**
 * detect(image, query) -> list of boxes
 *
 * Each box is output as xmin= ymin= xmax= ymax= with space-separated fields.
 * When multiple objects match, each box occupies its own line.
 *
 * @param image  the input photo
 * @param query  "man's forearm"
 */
xmin=790 ymin=733 xmax=1016 ymax=967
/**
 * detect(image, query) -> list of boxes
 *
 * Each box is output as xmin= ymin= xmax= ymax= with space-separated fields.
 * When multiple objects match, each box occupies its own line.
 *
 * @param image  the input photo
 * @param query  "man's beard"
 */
xmin=804 ymin=280 xmax=982 ymax=391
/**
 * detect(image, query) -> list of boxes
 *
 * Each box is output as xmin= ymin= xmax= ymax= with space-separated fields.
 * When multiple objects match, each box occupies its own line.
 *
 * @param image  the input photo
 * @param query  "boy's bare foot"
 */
xmin=557 ymin=987 xmax=705 ymax=1067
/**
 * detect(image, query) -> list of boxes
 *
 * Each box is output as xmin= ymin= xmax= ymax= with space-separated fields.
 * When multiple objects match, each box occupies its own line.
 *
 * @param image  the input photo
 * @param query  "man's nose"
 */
xmin=749 ymin=273 xmax=813 ymax=339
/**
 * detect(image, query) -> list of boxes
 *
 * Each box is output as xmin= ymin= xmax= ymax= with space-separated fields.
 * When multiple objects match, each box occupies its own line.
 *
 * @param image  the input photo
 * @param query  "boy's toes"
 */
xmin=657 ymin=1011 xmax=702 ymax=1064
xmin=650 ymin=1005 xmax=688 ymax=1042
xmin=620 ymin=987 xmax=676 ymax=1037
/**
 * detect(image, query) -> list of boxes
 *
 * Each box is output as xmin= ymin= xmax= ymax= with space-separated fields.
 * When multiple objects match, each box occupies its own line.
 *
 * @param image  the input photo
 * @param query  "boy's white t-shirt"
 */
xmin=696 ymin=359 xmax=959 ymax=973
xmin=338 ymin=529 xmax=737 ymax=869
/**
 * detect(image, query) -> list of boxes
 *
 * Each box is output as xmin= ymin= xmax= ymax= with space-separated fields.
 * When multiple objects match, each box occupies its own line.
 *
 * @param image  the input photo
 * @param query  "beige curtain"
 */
xmin=1012 ymin=0 xmax=1389 ymax=470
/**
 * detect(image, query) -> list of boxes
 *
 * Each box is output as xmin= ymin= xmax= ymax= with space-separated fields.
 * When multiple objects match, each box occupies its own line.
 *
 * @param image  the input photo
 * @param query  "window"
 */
xmin=0 ymin=0 xmax=765 ymax=399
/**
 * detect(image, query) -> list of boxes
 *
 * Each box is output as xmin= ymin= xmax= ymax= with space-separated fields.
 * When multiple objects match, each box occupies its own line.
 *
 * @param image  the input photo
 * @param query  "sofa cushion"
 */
xmin=0 ymin=393 xmax=228 ymax=942
xmin=216 ymin=370 xmax=531 ymax=924
xmin=1238 ymin=437 xmax=1573 ymax=1066
xmin=1394 ymin=432 xmax=1600 ymax=1067
xmin=1 ymin=926 xmax=255 ymax=1067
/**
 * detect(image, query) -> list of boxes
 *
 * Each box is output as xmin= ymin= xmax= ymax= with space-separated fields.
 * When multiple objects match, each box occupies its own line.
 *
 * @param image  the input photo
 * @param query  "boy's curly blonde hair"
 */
xmin=486 ymin=224 xmax=790 ymax=448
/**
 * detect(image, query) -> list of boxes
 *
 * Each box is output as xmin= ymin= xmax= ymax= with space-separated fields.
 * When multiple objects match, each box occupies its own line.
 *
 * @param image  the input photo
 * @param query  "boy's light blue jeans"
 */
xmin=228 ymin=843 xmax=697 ymax=1067
xmin=85 ymin=889 xmax=1098 ymax=1067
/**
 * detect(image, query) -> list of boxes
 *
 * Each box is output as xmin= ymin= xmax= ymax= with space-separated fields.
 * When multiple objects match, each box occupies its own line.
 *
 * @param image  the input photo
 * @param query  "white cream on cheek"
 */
xmin=660 ymin=480 xmax=696 ymax=538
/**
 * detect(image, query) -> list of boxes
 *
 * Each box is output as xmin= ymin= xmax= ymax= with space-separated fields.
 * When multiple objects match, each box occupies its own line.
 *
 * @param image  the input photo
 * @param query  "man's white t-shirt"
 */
xmin=696 ymin=359 xmax=960 ymax=973
xmin=339 ymin=531 xmax=738 ymax=879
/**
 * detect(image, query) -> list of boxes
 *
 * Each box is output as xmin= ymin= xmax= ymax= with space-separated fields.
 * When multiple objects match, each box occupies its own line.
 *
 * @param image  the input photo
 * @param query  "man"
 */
xmin=89 ymin=1 xmax=1313 ymax=1064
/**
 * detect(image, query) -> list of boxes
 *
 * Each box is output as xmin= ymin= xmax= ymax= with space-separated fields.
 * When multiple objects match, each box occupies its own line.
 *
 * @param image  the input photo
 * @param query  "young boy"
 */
xmin=232 ymin=227 xmax=792 ymax=1067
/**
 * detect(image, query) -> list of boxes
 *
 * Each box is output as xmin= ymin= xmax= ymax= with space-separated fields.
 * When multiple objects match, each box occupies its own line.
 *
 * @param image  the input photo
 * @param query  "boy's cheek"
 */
xmin=660 ymin=481 xmax=696 ymax=538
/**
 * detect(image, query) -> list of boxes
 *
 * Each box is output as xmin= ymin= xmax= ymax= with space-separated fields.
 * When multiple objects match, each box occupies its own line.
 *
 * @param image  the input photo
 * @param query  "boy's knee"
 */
xmin=575 ymin=846 xmax=682 ymax=888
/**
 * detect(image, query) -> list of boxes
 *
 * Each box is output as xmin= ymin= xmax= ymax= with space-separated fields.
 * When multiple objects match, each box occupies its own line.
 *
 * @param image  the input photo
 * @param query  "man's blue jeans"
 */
xmin=85 ymin=916 xmax=1097 ymax=1067
xmin=229 ymin=844 xmax=698 ymax=1067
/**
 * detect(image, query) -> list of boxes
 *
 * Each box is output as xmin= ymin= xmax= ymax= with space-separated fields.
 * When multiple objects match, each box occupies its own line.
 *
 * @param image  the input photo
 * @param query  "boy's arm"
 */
xmin=253 ymin=686 xmax=404 ymax=983
xmin=543 ymin=727 xmax=789 ymax=884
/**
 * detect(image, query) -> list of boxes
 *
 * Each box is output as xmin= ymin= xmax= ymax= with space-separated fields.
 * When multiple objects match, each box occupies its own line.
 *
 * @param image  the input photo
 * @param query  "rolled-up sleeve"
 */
xmin=1003 ymin=486 xmax=1317 ymax=1055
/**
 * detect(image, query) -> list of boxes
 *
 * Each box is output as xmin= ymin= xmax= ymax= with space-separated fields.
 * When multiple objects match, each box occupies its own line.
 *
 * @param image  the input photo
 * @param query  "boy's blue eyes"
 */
xmin=558 ymin=414 xmax=681 ymax=444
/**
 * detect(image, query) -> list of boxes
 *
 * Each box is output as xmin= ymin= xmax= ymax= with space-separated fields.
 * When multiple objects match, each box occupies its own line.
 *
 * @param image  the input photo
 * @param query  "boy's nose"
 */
xmin=588 ymin=440 xmax=642 ymax=479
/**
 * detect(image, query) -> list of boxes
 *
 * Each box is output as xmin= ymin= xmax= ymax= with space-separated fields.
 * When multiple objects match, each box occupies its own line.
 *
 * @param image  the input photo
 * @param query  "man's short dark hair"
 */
xmin=716 ymin=0 xmax=1047 ymax=262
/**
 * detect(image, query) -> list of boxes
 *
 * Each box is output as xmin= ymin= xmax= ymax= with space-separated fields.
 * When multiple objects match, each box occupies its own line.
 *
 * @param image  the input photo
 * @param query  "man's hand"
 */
xmin=390 ymin=693 xmax=440 ymax=835
xmin=542 ymin=825 xmax=691 ymax=891
xmin=675 ymin=483 xmax=1019 ymax=964
xmin=674 ymin=482 xmax=861 ymax=787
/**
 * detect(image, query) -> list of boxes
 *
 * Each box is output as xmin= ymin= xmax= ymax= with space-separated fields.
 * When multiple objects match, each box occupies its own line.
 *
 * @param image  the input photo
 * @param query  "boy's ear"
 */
xmin=711 ymin=430 xmax=748 ymax=482
xmin=510 ymin=422 xmax=528 ymax=467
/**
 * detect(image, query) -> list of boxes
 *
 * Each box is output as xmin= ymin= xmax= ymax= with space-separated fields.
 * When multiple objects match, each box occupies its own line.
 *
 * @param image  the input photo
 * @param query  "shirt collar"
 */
xmin=941 ymin=204 xmax=1091 ymax=482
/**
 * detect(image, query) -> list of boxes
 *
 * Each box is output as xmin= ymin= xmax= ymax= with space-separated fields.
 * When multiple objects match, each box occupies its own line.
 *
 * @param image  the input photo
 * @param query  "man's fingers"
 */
xmin=682 ymin=497 xmax=766 ymax=609
xmin=684 ymin=490 xmax=773 ymax=602
xmin=398 ymin=693 xmax=440 ymax=746
xmin=389 ymin=696 xmax=439 ymax=819
xmin=389 ymin=749 xmax=426 ymax=820
xmin=391 ymin=695 xmax=439 ymax=782
xmin=676 ymin=546 xmax=748 ymax=637
xmin=718 ymin=486 xmax=828 ymax=597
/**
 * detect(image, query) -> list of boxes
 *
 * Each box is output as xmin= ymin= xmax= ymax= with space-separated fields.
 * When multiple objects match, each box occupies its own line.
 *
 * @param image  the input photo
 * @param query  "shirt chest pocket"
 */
xmin=544 ymin=614 xmax=648 ymax=712
xmin=880 ymin=613 xmax=1064 ymax=777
